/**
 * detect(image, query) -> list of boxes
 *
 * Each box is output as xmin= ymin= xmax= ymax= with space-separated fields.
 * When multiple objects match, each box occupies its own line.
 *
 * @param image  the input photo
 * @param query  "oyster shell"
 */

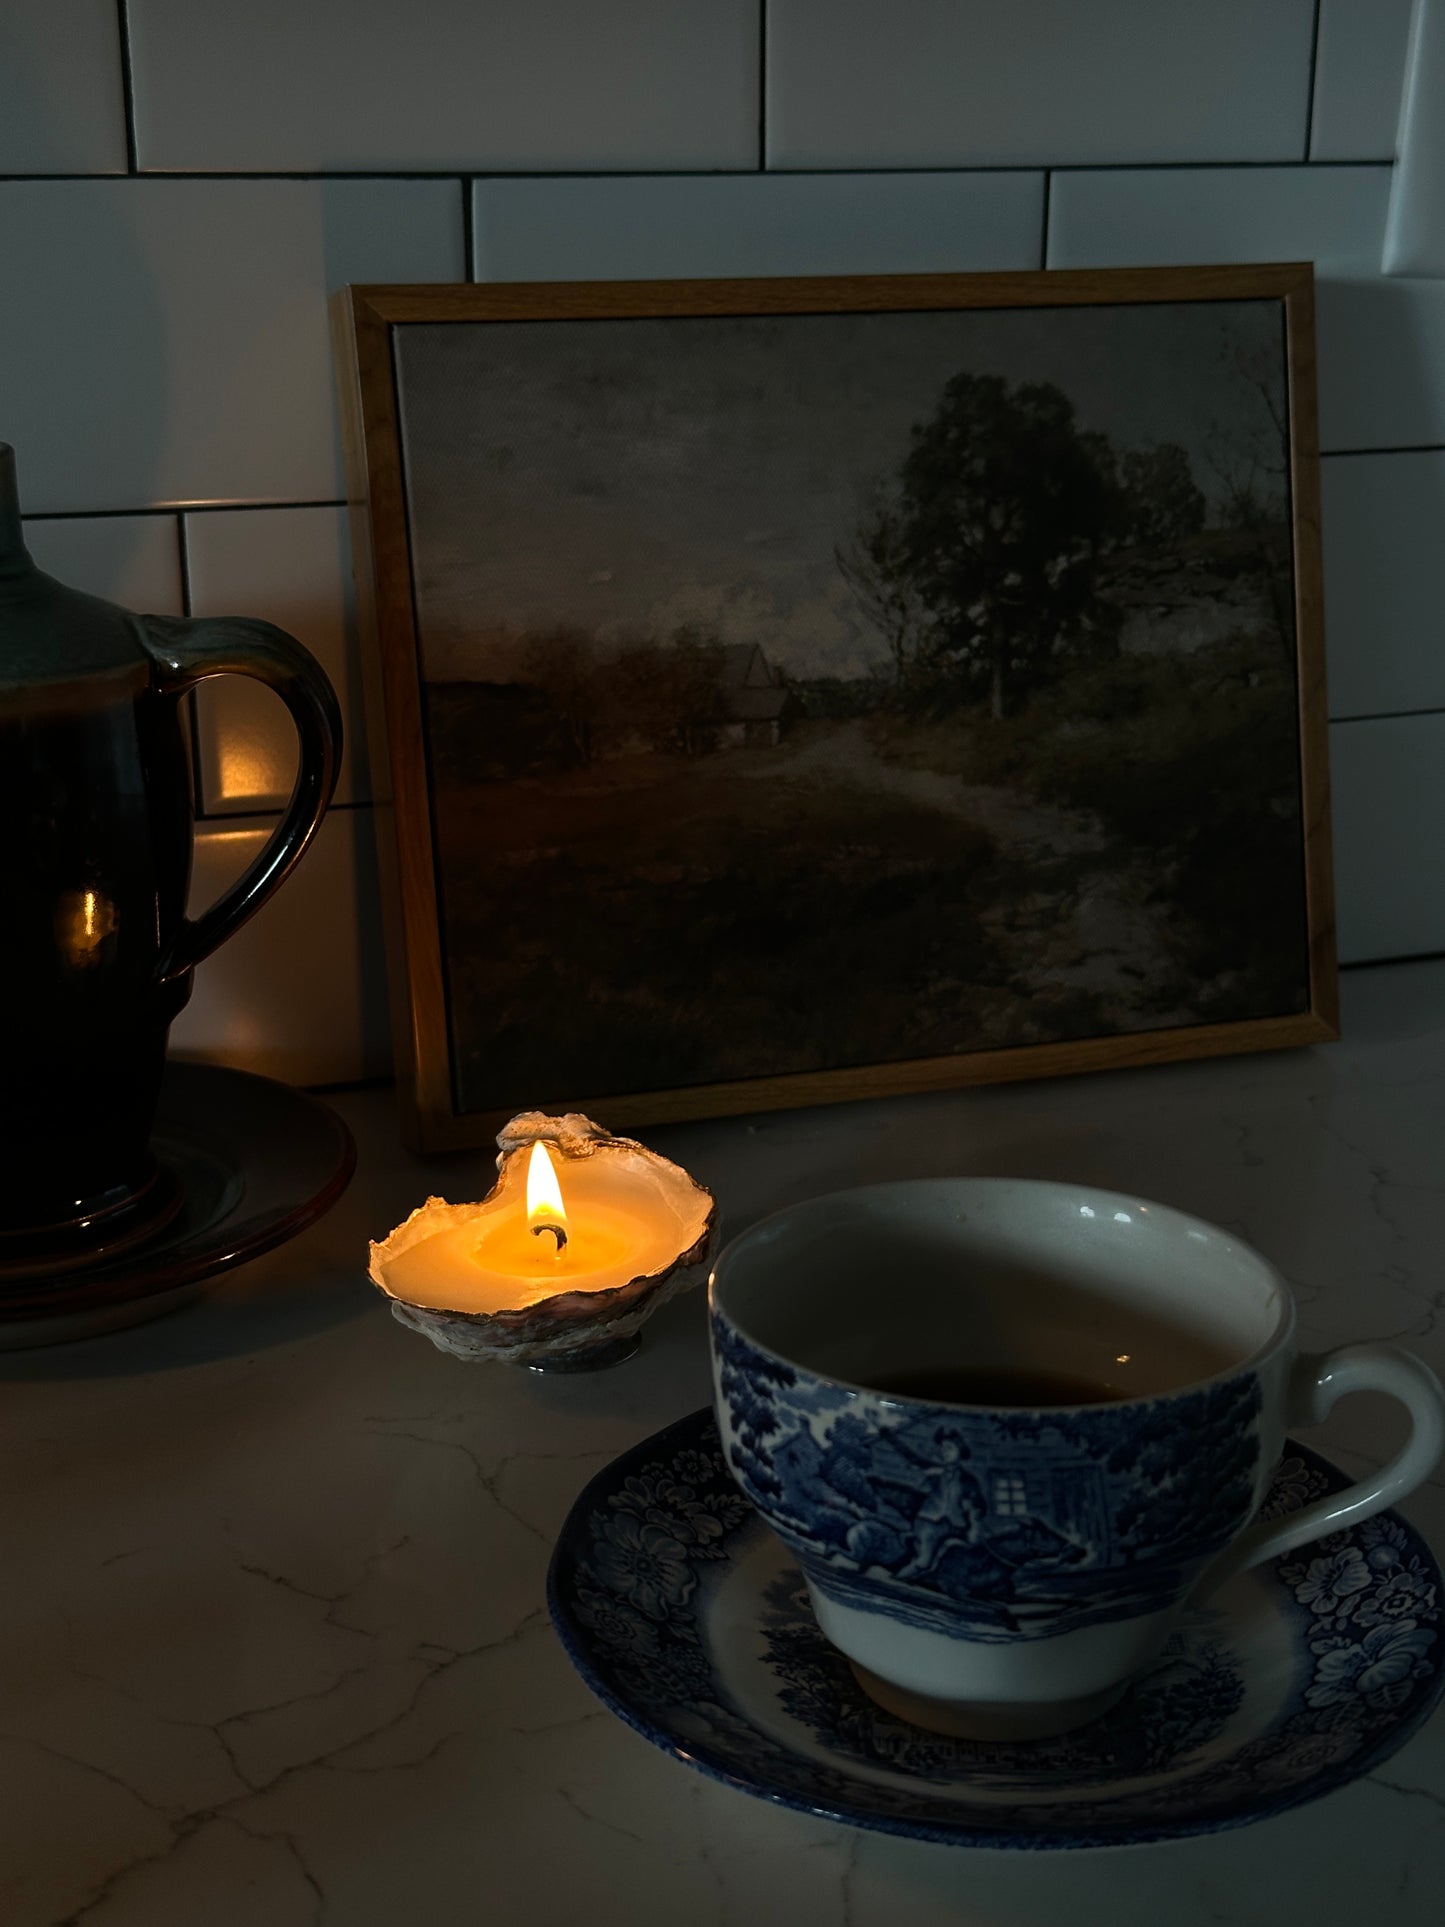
xmin=369 ymin=1113 xmax=715 ymax=1368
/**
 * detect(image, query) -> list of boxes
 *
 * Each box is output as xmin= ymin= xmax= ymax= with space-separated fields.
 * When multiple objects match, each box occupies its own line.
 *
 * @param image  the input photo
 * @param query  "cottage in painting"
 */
xmin=716 ymin=643 xmax=791 ymax=747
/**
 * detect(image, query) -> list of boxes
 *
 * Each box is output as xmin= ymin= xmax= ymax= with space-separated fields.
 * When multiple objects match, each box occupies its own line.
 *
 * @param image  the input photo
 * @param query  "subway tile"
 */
xmin=128 ymin=0 xmax=758 ymax=172
xmin=186 ymin=508 xmax=366 ymax=814
xmin=1321 ymin=452 xmax=1445 ymax=718
xmin=0 ymin=1 xmax=128 ymax=174
xmin=171 ymin=807 xmax=391 ymax=1087
xmin=767 ymin=0 xmax=1315 ymax=169
xmin=20 ymin=514 xmax=183 ymax=616
xmin=1048 ymin=164 xmax=1391 ymax=275
xmin=0 ymin=179 xmax=462 ymax=515
xmin=1314 ymin=277 xmax=1445 ymax=450
xmin=1330 ymin=714 xmax=1445 ymax=962
xmin=472 ymin=172 xmax=1045 ymax=281
xmin=1383 ymin=0 xmax=1445 ymax=273
xmin=1311 ymin=0 xmax=1414 ymax=161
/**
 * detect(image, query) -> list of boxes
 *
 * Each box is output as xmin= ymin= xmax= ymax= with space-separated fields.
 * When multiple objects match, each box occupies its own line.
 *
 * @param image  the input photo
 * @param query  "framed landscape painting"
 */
xmin=334 ymin=266 xmax=1336 ymax=1151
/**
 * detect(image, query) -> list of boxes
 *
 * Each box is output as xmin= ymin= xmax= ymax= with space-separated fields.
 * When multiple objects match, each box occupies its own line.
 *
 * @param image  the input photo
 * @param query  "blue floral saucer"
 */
xmin=547 ymin=1408 xmax=1444 ymax=1850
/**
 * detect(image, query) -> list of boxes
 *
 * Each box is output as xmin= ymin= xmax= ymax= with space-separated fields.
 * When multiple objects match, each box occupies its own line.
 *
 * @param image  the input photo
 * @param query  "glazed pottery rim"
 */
xmin=0 ymin=1061 xmax=357 ymax=1320
xmin=708 ymin=1175 xmax=1294 ymax=1411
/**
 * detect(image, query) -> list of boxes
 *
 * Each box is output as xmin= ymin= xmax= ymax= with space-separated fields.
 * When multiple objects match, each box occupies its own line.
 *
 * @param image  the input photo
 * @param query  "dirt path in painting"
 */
xmin=734 ymin=719 xmax=1100 ymax=844
xmin=734 ymin=720 xmax=1196 ymax=1028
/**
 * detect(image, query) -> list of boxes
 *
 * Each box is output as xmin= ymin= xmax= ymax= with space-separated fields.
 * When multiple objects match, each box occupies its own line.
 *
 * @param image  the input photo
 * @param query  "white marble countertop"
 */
xmin=7 ymin=960 xmax=1445 ymax=1927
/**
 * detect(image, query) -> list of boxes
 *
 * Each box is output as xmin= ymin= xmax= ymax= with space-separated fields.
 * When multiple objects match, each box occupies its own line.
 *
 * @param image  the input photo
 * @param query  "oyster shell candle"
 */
xmin=369 ymin=1113 xmax=715 ymax=1371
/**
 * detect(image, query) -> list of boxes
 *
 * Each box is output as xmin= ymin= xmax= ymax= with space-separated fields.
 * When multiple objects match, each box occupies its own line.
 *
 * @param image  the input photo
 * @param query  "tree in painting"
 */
xmin=892 ymin=374 xmax=1121 ymax=718
xmin=834 ymin=489 xmax=927 ymax=695
xmin=1119 ymin=442 xmax=1207 ymax=549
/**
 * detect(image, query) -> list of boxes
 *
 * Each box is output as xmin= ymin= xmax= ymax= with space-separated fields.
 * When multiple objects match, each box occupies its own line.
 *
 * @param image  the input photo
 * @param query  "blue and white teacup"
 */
xmin=709 ymin=1178 xmax=1445 ymax=1740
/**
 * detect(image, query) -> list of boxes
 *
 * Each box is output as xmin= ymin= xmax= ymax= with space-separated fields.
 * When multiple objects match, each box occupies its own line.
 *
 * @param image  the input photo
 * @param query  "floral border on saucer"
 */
xmin=547 ymin=1408 xmax=1442 ymax=1849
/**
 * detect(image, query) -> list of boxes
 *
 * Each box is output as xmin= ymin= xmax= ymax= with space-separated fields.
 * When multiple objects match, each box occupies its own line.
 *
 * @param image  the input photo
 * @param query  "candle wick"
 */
xmin=531 ymin=1220 xmax=568 ymax=1256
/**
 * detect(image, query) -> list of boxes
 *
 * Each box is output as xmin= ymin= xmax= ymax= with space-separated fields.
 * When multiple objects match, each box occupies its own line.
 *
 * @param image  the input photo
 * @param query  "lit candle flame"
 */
xmin=526 ymin=1141 xmax=568 ymax=1256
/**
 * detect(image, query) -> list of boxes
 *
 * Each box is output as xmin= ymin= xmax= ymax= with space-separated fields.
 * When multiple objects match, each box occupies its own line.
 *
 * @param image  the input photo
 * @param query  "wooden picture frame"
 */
xmin=333 ymin=266 xmax=1336 ymax=1152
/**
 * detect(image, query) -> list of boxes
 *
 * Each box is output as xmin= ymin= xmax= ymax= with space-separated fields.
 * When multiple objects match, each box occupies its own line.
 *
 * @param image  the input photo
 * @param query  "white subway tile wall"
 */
xmin=1046 ymin=165 xmax=1393 ymax=276
xmin=21 ymin=514 xmax=184 ymax=617
xmin=1321 ymin=451 xmax=1445 ymax=718
xmin=0 ymin=179 xmax=463 ymax=512
xmin=471 ymin=172 xmax=1046 ymax=282
xmin=1311 ymin=276 xmax=1445 ymax=450
xmin=1 ymin=3 xmax=1438 ymax=1083
xmin=765 ymin=0 xmax=1317 ymax=168
xmin=1330 ymin=715 xmax=1445 ymax=962
xmin=1383 ymin=0 xmax=1445 ymax=274
xmin=0 ymin=1 xmax=129 ymax=174
xmin=1309 ymin=0 xmax=1415 ymax=162
xmin=127 ymin=0 xmax=760 ymax=173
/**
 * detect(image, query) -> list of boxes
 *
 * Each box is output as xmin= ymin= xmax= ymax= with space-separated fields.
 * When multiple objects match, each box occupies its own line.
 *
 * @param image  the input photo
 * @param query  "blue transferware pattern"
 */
xmin=711 ymin=1314 xmax=1262 ymax=1642
xmin=547 ymin=1408 xmax=1444 ymax=1850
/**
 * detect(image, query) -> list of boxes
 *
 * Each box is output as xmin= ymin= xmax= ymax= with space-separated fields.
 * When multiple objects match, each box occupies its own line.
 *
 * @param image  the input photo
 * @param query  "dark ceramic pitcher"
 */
xmin=0 ymin=444 xmax=341 ymax=1276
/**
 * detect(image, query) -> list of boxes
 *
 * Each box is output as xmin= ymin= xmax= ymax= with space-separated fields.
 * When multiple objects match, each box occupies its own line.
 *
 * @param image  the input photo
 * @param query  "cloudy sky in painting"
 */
xmin=395 ymin=300 xmax=1286 ymax=683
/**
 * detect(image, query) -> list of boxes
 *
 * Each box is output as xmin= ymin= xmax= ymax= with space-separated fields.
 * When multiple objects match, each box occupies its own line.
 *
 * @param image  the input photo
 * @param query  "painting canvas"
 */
xmin=336 ymin=269 xmax=1335 ymax=1149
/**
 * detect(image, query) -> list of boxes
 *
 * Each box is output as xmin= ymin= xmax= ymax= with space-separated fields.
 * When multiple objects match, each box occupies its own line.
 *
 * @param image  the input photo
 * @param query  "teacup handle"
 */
xmin=1208 ymin=1344 xmax=1445 ymax=1589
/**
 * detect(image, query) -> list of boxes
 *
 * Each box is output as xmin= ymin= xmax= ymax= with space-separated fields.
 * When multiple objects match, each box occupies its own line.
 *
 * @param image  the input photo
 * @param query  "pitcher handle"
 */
xmin=1202 ymin=1344 xmax=1445 ymax=1595
xmin=142 ymin=615 xmax=341 ymax=986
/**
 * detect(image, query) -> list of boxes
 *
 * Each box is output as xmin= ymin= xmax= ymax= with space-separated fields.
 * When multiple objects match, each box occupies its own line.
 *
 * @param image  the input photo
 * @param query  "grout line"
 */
xmin=186 ymin=691 xmax=205 ymax=813
xmin=758 ymin=0 xmax=768 ymax=172
xmin=1321 ymin=444 xmax=1445 ymax=459
xmin=1330 ymin=704 xmax=1445 ymax=727
xmin=0 ymin=158 xmax=1397 ymax=185
xmin=460 ymin=177 xmax=475 ymax=280
xmin=1039 ymin=170 xmax=1052 ymax=269
xmin=177 ymin=497 xmax=346 ymax=513
xmin=194 ymin=810 xmax=283 ymax=826
xmin=176 ymin=508 xmax=192 ymax=614
xmin=0 ymin=168 xmax=513 ymax=183
xmin=194 ymin=796 xmax=370 ymax=825
xmin=1303 ymin=0 xmax=1323 ymax=162
xmin=24 ymin=499 xmax=346 ymax=520
xmin=25 ymin=442 xmax=1445 ymax=525
xmin=0 ymin=166 xmax=774 ymax=183
xmin=1340 ymin=948 xmax=1445 ymax=972
xmin=724 ymin=156 xmax=1396 ymax=177
xmin=115 ymin=0 xmax=138 ymax=174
